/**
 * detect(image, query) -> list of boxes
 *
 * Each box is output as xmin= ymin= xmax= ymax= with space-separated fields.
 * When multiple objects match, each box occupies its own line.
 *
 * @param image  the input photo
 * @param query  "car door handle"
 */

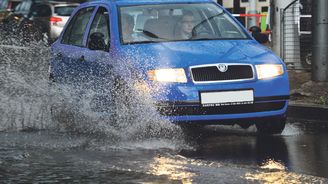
xmin=56 ymin=52 xmax=63 ymax=58
xmin=78 ymin=55 xmax=85 ymax=62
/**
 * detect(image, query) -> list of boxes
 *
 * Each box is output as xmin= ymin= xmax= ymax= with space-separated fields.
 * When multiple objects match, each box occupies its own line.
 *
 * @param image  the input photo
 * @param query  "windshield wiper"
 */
xmin=125 ymin=40 xmax=162 ymax=44
xmin=191 ymin=11 xmax=225 ymax=39
xmin=190 ymin=38 xmax=218 ymax=41
xmin=137 ymin=29 xmax=170 ymax=41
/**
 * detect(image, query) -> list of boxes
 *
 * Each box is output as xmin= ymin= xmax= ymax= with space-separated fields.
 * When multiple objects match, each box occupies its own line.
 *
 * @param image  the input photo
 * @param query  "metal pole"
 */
xmin=233 ymin=0 xmax=241 ymax=14
xmin=312 ymin=0 xmax=328 ymax=81
xmin=247 ymin=0 xmax=258 ymax=28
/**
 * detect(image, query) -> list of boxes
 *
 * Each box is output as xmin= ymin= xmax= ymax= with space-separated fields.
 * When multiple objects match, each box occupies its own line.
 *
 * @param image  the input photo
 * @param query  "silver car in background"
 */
xmin=49 ymin=3 xmax=79 ymax=41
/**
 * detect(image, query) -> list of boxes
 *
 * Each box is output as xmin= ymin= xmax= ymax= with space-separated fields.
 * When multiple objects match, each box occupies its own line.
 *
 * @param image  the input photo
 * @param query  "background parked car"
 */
xmin=0 ymin=0 xmax=22 ymax=22
xmin=1 ymin=0 xmax=78 ymax=43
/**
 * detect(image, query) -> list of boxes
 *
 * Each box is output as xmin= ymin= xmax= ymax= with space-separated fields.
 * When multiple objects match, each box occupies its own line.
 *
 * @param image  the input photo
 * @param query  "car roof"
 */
xmin=83 ymin=0 xmax=214 ymax=6
xmin=52 ymin=3 xmax=79 ymax=7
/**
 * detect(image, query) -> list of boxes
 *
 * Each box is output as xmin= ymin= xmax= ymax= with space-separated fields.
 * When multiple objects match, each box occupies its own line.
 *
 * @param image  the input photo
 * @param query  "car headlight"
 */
xmin=148 ymin=68 xmax=187 ymax=83
xmin=255 ymin=64 xmax=284 ymax=79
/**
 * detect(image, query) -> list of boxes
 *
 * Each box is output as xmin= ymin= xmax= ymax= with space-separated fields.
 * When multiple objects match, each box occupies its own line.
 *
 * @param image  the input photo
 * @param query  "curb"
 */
xmin=287 ymin=102 xmax=328 ymax=122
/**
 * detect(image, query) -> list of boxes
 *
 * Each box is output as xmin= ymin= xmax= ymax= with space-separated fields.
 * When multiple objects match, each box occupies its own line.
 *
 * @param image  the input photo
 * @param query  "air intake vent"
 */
xmin=191 ymin=64 xmax=254 ymax=82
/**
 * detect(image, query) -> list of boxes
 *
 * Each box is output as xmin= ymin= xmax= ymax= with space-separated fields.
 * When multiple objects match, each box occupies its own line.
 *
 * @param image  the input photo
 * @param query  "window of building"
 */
xmin=261 ymin=6 xmax=268 ymax=12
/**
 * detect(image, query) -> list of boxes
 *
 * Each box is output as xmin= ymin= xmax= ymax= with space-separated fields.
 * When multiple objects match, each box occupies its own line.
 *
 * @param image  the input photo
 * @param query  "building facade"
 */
xmin=219 ymin=0 xmax=270 ymax=14
xmin=217 ymin=0 xmax=270 ymax=28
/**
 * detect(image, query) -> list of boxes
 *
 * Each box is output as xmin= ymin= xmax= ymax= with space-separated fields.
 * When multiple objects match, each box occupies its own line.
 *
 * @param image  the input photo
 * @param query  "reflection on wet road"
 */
xmin=0 ymin=119 xmax=327 ymax=183
xmin=180 ymin=119 xmax=328 ymax=183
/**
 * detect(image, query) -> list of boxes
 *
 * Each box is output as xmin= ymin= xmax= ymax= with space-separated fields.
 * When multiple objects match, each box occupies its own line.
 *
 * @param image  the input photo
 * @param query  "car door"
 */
xmin=81 ymin=6 xmax=116 ymax=111
xmin=51 ymin=6 xmax=95 ymax=85
xmin=83 ymin=6 xmax=111 ymax=81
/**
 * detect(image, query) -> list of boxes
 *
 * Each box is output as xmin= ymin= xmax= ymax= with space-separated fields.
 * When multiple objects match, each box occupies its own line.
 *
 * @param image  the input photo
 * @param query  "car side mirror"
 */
xmin=253 ymin=32 xmax=269 ymax=44
xmin=249 ymin=26 xmax=269 ymax=44
xmin=88 ymin=32 xmax=107 ymax=51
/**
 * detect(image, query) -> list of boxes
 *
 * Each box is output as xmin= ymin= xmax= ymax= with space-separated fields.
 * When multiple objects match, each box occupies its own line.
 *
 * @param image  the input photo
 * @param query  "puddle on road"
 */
xmin=245 ymin=159 xmax=326 ymax=184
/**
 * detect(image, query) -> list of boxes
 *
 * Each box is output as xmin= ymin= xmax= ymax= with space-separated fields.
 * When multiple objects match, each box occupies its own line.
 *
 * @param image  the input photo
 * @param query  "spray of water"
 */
xmin=0 ymin=37 xmax=51 ymax=131
xmin=0 ymin=33 xmax=184 ymax=147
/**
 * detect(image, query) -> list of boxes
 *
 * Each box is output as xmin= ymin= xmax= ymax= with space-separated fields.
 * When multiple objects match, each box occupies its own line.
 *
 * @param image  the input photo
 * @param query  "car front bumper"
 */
xmin=146 ymin=74 xmax=289 ymax=123
xmin=156 ymin=98 xmax=288 ymax=123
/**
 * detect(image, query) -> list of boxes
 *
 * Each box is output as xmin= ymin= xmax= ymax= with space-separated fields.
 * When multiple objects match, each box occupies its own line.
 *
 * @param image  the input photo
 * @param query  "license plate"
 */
xmin=200 ymin=90 xmax=254 ymax=107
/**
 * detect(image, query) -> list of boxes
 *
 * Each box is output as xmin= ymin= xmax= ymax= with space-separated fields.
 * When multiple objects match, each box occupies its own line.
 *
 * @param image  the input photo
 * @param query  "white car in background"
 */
xmin=49 ymin=3 xmax=79 ymax=42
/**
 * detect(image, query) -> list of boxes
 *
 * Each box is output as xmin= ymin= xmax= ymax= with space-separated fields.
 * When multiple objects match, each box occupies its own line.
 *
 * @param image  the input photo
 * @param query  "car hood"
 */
xmin=118 ymin=39 xmax=283 ymax=71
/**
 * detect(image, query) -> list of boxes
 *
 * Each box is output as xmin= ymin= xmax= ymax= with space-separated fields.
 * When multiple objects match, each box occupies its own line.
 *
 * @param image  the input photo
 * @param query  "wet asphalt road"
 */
xmin=182 ymin=118 xmax=328 ymax=179
xmin=0 ymin=118 xmax=327 ymax=183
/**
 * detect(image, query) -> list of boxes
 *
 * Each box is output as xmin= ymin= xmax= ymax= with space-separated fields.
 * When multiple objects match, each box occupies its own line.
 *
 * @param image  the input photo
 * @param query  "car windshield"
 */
xmin=0 ymin=0 xmax=8 ymax=10
xmin=119 ymin=3 xmax=249 ymax=44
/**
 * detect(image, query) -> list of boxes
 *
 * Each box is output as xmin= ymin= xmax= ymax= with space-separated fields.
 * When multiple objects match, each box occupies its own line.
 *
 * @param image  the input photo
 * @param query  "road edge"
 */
xmin=288 ymin=102 xmax=328 ymax=122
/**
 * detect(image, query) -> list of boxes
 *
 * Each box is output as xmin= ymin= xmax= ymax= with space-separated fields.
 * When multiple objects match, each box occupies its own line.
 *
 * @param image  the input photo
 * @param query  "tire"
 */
xmin=89 ymin=76 xmax=136 ymax=128
xmin=90 ymin=94 xmax=115 ymax=113
xmin=238 ymin=123 xmax=252 ymax=129
xmin=301 ymin=52 xmax=312 ymax=69
xmin=179 ymin=124 xmax=205 ymax=139
xmin=255 ymin=116 xmax=286 ymax=135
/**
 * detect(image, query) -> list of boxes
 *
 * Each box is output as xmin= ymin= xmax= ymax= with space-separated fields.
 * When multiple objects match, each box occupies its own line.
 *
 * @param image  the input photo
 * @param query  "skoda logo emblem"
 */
xmin=217 ymin=64 xmax=228 ymax=72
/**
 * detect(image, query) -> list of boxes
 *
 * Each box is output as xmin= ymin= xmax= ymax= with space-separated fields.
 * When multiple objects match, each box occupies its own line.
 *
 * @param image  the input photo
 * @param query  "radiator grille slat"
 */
xmin=191 ymin=65 xmax=254 ymax=82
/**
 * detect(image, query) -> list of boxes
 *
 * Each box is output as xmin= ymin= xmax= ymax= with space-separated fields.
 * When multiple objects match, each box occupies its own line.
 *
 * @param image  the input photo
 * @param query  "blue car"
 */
xmin=50 ymin=0 xmax=290 ymax=134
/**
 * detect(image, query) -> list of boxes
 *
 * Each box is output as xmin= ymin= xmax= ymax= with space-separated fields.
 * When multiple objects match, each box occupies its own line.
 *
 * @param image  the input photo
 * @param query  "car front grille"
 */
xmin=191 ymin=64 xmax=254 ymax=82
xmin=158 ymin=102 xmax=286 ymax=116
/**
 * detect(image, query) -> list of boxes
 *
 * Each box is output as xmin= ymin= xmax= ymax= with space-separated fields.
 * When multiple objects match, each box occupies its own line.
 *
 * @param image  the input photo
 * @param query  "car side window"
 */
xmin=14 ymin=3 xmax=21 ymax=12
xmin=14 ymin=0 xmax=31 ymax=13
xmin=61 ymin=7 xmax=95 ymax=46
xmin=21 ymin=1 xmax=32 ymax=13
xmin=87 ymin=7 xmax=110 ymax=50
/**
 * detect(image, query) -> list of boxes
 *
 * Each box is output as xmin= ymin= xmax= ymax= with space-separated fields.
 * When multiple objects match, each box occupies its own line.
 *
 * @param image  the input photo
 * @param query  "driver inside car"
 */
xmin=174 ymin=11 xmax=196 ymax=39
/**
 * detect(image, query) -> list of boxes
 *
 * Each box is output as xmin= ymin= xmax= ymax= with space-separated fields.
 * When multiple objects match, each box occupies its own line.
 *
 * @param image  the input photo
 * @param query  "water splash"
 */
xmin=281 ymin=123 xmax=302 ymax=136
xmin=0 ymin=34 xmax=184 ymax=147
xmin=0 ymin=38 xmax=51 ymax=131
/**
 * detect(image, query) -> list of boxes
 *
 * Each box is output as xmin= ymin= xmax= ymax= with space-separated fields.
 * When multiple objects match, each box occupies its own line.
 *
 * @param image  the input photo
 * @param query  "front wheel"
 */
xmin=255 ymin=116 xmax=286 ymax=135
xmin=179 ymin=124 xmax=206 ymax=140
